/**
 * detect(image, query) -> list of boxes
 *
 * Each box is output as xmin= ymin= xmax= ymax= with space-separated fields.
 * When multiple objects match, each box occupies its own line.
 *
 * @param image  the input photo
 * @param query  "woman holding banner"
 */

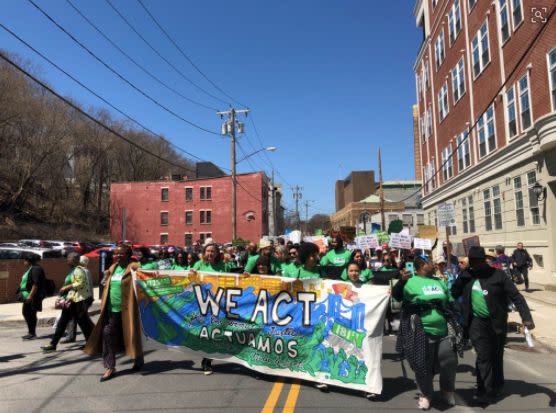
xmin=84 ymin=244 xmax=144 ymax=382
xmin=393 ymin=255 xmax=458 ymax=410
xmin=193 ymin=243 xmax=230 ymax=273
xmin=341 ymin=249 xmax=373 ymax=283
xmin=283 ymin=242 xmax=322 ymax=279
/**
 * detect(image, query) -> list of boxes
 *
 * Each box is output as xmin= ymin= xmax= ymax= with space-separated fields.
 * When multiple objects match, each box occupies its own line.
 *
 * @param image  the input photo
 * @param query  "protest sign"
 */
xmin=437 ymin=203 xmax=456 ymax=227
xmin=389 ymin=232 xmax=412 ymax=249
xmin=355 ymin=234 xmax=379 ymax=250
xmin=417 ymin=225 xmax=438 ymax=240
xmin=462 ymin=236 xmax=480 ymax=255
xmin=413 ymin=237 xmax=433 ymax=250
xmin=133 ymin=270 xmax=389 ymax=394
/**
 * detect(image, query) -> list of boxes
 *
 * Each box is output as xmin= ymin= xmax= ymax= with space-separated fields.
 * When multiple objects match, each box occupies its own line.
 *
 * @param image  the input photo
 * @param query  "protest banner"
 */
xmin=355 ymin=234 xmax=379 ymax=250
xmin=413 ymin=237 xmax=433 ymax=250
xmin=133 ymin=270 xmax=390 ymax=394
xmin=462 ymin=236 xmax=480 ymax=255
xmin=389 ymin=233 xmax=412 ymax=249
xmin=417 ymin=225 xmax=438 ymax=240
xmin=437 ymin=203 xmax=456 ymax=227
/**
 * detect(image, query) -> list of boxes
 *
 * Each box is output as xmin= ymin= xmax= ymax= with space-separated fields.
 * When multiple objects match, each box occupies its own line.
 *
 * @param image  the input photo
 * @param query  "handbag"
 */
xmin=54 ymin=297 xmax=73 ymax=310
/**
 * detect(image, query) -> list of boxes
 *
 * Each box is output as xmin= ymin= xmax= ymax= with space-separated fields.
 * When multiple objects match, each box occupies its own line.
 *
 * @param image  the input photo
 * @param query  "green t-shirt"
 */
xmin=471 ymin=279 xmax=490 ymax=318
xmin=281 ymin=262 xmax=301 ymax=278
xmin=341 ymin=267 xmax=374 ymax=283
xmin=244 ymin=254 xmax=281 ymax=274
xmin=108 ymin=265 xmax=126 ymax=313
xmin=320 ymin=249 xmax=352 ymax=268
xmin=278 ymin=260 xmax=290 ymax=275
xmin=282 ymin=264 xmax=321 ymax=279
xmin=402 ymin=275 xmax=452 ymax=337
xmin=141 ymin=261 xmax=158 ymax=270
xmin=19 ymin=268 xmax=31 ymax=300
xmin=171 ymin=263 xmax=190 ymax=270
xmin=63 ymin=272 xmax=73 ymax=286
xmin=193 ymin=260 xmax=231 ymax=273
xmin=379 ymin=266 xmax=396 ymax=271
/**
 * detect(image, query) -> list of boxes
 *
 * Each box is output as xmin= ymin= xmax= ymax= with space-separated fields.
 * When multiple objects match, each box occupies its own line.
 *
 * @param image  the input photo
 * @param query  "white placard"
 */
xmin=437 ymin=203 xmax=456 ymax=227
xmin=414 ymin=237 xmax=433 ymax=250
xmin=389 ymin=233 xmax=412 ymax=249
xmin=355 ymin=234 xmax=379 ymax=250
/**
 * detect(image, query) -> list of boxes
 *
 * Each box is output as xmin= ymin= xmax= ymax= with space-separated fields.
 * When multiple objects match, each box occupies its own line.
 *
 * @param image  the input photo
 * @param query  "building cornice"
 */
xmin=534 ymin=111 xmax=556 ymax=154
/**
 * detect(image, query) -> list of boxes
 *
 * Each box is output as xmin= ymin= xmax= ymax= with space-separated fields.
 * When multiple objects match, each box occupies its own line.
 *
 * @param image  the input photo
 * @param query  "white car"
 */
xmin=0 ymin=247 xmax=63 ymax=259
xmin=45 ymin=240 xmax=75 ymax=255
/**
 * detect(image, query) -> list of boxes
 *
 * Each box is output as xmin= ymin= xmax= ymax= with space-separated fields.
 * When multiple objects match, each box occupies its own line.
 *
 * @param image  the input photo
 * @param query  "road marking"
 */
xmin=282 ymin=382 xmax=301 ymax=413
xmin=261 ymin=380 xmax=284 ymax=413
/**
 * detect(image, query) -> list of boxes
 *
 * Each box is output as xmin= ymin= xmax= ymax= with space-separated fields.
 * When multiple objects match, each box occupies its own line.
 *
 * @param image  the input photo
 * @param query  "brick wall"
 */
xmin=0 ymin=257 xmax=99 ymax=304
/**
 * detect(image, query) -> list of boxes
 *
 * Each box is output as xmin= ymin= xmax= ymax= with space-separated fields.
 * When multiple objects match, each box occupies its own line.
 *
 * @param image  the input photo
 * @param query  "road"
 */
xmin=0 ymin=322 xmax=555 ymax=413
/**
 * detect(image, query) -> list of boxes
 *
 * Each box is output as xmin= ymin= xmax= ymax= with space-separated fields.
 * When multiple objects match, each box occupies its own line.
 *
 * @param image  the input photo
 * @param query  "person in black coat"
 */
xmin=511 ymin=242 xmax=533 ymax=291
xmin=17 ymin=254 xmax=45 ymax=340
xmin=451 ymin=246 xmax=534 ymax=404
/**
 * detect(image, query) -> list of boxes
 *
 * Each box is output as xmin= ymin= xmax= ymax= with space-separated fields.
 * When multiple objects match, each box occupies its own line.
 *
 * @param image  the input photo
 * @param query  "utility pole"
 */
xmin=269 ymin=170 xmax=276 ymax=236
xmin=292 ymin=185 xmax=303 ymax=229
xmin=217 ymin=107 xmax=249 ymax=241
xmin=378 ymin=147 xmax=386 ymax=231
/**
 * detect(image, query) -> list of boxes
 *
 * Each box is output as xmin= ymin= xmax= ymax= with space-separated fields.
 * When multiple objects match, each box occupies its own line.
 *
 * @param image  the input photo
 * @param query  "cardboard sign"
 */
xmin=417 ymin=225 xmax=438 ymax=240
xmin=437 ymin=203 xmax=456 ymax=227
xmin=355 ymin=234 xmax=379 ymax=250
xmin=462 ymin=236 xmax=480 ymax=255
xmin=389 ymin=233 xmax=412 ymax=250
xmin=413 ymin=237 xmax=433 ymax=250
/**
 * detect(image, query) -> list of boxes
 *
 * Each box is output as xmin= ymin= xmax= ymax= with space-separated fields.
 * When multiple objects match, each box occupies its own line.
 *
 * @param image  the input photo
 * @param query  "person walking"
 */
xmin=511 ymin=242 xmax=533 ymax=291
xmin=41 ymin=253 xmax=94 ymax=352
xmin=18 ymin=253 xmax=45 ymax=340
xmin=452 ymin=246 xmax=534 ymax=404
xmin=393 ymin=255 xmax=458 ymax=410
xmin=84 ymin=245 xmax=144 ymax=382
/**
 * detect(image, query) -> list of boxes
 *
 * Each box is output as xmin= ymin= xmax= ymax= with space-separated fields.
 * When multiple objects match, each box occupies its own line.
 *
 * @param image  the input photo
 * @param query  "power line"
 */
xmin=0 ymin=50 xmax=190 ymax=171
xmin=104 ymin=0 xmax=228 ymax=107
xmin=135 ymin=0 xmax=246 ymax=108
xmin=400 ymin=4 xmax=556 ymax=204
xmin=26 ymin=0 xmax=220 ymax=136
xmin=65 ymin=0 xmax=218 ymax=112
xmin=0 ymin=21 xmax=205 ymax=162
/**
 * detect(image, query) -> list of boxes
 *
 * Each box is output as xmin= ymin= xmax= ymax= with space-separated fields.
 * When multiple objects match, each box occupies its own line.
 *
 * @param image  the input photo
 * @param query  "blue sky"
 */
xmin=1 ymin=0 xmax=421 ymax=215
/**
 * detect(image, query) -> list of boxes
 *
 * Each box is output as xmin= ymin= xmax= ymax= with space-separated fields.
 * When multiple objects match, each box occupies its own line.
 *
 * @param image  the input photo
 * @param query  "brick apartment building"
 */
xmin=110 ymin=172 xmax=270 ymax=246
xmin=413 ymin=0 xmax=556 ymax=284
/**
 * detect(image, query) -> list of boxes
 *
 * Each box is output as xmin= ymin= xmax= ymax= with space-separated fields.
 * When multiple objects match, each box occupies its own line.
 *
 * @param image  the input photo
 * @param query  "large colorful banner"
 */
xmin=132 ymin=270 xmax=390 ymax=393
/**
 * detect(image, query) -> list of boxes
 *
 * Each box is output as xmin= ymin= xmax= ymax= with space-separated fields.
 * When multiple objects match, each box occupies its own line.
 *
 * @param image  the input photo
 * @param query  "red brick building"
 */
xmin=413 ymin=0 xmax=556 ymax=284
xmin=110 ymin=172 xmax=269 ymax=246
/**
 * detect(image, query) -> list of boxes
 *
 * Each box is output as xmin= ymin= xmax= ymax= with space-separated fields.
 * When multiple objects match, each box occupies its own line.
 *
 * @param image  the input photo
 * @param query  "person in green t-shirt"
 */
xmin=392 ymin=254 xmax=457 ymax=410
xmin=341 ymin=249 xmax=373 ymax=283
xmin=244 ymin=239 xmax=281 ymax=274
xmin=136 ymin=247 xmax=158 ymax=269
xmin=193 ymin=243 xmax=231 ymax=273
xmin=19 ymin=254 xmax=45 ymax=340
xmin=379 ymin=256 xmax=397 ymax=272
xmin=274 ymin=245 xmax=290 ymax=275
xmin=283 ymin=242 xmax=321 ymax=280
xmin=320 ymin=236 xmax=352 ymax=270
xmin=171 ymin=250 xmax=189 ymax=270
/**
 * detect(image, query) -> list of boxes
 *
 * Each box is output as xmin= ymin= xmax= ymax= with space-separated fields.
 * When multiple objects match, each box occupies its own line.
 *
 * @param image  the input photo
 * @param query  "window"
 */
xmin=518 ymin=74 xmax=531 ymax=130
xmin=527 ymin=171 xmax=541 ymax=225
xmin=485 ymin=186 xmax=502 ymax=230
xmin=160 ymin=211 xmax=168 ymax=226
xmin=200 ymin=186 xmax=212 ymax=200
xmin=426 ymin=107 xmax=432 ymax=137
xmin=468 ymin=195 xmax=476 ymax=232
xmin=200 ymin=210 xmax=212 ymax=224
xmin=451 ymin=58 xmax=466 ymax=103
xmin=499 ymin=0 xmax=510 ymax=43
xmin=161 ymin=187 xmax=169 ymax=202
xmin=185 ymin=187 xmax=193 ymax=201
xmin=417 ymin=73 xmax=422 ymax=99
xmin=160 ymin=233 xmax=168 ymax=244
xmin=430 ymin=161 xmax=437 ymax=189
xmin=472 ymin=23 xmax=490 ymax=77
xmin=417 ymin=214 xmax=425 ymax=225
xmin=184 ymin=233 xmax=193 ymax=247
xmin=199 ymin=233 xmax=212 ymax=243
xmin=493 ymin=185 xmax=503 ymax=229
xmin=514 ymin=176 xmax=525 ymax=227
xmin=512 ymin=0 xmax=523 ymax=27
xmin=421 ymin=113 xmax=426 ymax=141
xmin=461 ymin=196 xmax=476 ymax=233
xmin=424 ymin=62 xmax=430 ymax=89
xmin=457 ymin=130 xmax=471 ymax=171
xmin=549 ymin=48 xmax=556 ymax=111
xmin=448 ymin=0 xmax=462 ymax=44
xmin=435 ymin=30 xmax=445 ymax=69
xmin=468 ymin=0 xmax=477 ymax=10
xmin=438 ymin=82 xmax=449 ymax=120
xmin=483 ymin=189 xmax=492 ymax=231
xmin=185 ymin=210 xmax=193 ymax=225
xmin=402 ymin=214 xmax=413 ymax=226
xmin=505 ymin=85 xmax=518 ymax=138
xmin=441 ymin=145 xmax=453 ymax=181
xmin=423 ymin=165 xmax=430 ymax=193
xmin=477 ymin=105 xmax=496 ymax=157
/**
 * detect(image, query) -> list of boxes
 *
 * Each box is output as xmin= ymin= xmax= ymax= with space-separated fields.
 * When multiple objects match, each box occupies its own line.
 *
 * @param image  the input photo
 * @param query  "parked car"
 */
xmin=70 ymin=241 xmax=95 ymax=254
xmin=45 ymin=240 xmax=75 ymax=256
xmin=84 ymin=247 xmax=116 ymax=258
xmin=0 ymin=247 xmax=63 ymax=259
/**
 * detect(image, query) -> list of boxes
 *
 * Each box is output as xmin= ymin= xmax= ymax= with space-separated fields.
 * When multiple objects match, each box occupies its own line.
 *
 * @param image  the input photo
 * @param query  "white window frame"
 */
xmin=160 ymin=211 xmax=169 ymax=226
xmin=430 ymin=160 xmax=437 ymax=189
xmin=426 ymin=106 xmax=432 ymax=137
xmin=441 ymin=144 xmax=453 ymax=181
xmin=518 ymin=73 xmax=532 ymax=131
xmin=417 ymin=73 xmax=422 ymax=100
xmin=161 ymin=187 xmax=169 ymax=202
xmin=527 ymin=171 xmax=541 ymax=225
xmin=513 ymin=176 xmax=525 ymax=227
xmin=471 ymin=22 xmax=490 ymax=78
xmin=511 ymin=0 xmax=523 ymax=29
xmin=185 ymin=210 xmax=193 ymax=225
xmin=504 ymin=84 xmax=518 ymax=139
xmin=438 ymin=82 xmax=449 ymax=121
xmin=185 ymin=186 xmax=193 ymax=202
xmin=448 ymin=0 xmax=462 ymax=45
xmin=200 ymin=209 xmax=212 ymax=225
xmin=457 ymin=129 xmax=471 ymax=171
xmin=435 ymin=30 xmax=446 ymax=69
xmin=451 ymin=57 xmax=466 ymax=103
xmin=160 ymin=233 xmax=169 ymax=245
xmin=548 ymin=46 xmax=556 ymax=112
xmin=424 ymin=61 xmax=430 ymax=89
xmin=477 ymin=105 xmax=496 ymax=158
xmin=200 ymin=186 xmax=212 ymax=201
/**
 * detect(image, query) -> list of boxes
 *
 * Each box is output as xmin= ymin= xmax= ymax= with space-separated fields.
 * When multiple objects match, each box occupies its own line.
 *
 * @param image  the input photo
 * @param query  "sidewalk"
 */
xmin=509 ymin=282 xmax=556 ymax=352
xmin=0 ymin=287 xmax=101 ymax=326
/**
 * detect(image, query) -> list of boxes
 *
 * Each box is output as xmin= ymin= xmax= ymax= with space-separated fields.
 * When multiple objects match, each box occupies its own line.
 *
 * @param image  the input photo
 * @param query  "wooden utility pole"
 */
xmin=378 ymin=147 xmax=386 ymax=231
xmin=292 ymin=185 xmax=303 ymax=229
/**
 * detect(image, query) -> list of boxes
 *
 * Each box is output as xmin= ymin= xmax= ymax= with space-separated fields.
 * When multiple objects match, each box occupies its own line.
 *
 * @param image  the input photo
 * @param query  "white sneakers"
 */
xmin=417 ymin=396 xmax=431 ymax=410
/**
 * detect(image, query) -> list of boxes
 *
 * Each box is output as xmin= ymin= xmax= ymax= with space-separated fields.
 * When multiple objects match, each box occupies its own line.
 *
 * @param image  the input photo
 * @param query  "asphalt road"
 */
xmin=0 ymin=323 xmax=555 ymax=413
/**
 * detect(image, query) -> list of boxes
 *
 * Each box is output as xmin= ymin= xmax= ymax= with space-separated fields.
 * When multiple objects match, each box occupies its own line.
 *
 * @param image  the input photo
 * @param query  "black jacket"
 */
xmin=451 ymin=267 xmax=532 ymax=334
xmin=512 ymin=249 xmax=532 ymax=268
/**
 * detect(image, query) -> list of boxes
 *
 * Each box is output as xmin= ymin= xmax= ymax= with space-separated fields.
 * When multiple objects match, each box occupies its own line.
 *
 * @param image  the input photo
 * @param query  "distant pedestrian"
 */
xmin=41 ymin=253 xmax=94 ymax=352
xmin=84 ymin=245 xmax=144 ymax=382
xmin=18 ymin=253 xmax=45 ymax=340
xmin=452 ymin=246 xmax=534 ymax=404
xmin=511 ymin=243 xmax=532 ymax=291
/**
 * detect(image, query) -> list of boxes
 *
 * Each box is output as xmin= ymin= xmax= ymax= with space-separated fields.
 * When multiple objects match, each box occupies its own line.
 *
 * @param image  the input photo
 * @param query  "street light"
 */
xmin=532 ymin=182 xmax=546 ymax=201
xmin=237 ymin=146 xmax=277 ymax=164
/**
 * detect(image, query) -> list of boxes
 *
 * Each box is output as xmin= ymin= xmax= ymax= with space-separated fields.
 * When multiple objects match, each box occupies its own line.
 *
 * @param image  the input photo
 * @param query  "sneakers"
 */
xmin=21 ymin=334 xmax=36 ymax=340
xmin=365 ymin=392 xmax=379 ymax=400
xmin=441 ymin=391 xmax=456 ymax=406
xmin=201 ymin=358 xmax=213 ymax=375
xmin=40 ymin=344 xmax=56 ymax=353
xmin=315 ymin=383 xmax=329 ymax=392
xmin=417 ymin=396 xmax=431 ymax=410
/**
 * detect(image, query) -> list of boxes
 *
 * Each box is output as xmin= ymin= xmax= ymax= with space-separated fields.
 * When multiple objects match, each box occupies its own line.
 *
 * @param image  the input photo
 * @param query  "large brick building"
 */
xmin=413 ymin=0 xmax=556 ymax=284
xmin=110 ymin=172 xmax=270 ymax=246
